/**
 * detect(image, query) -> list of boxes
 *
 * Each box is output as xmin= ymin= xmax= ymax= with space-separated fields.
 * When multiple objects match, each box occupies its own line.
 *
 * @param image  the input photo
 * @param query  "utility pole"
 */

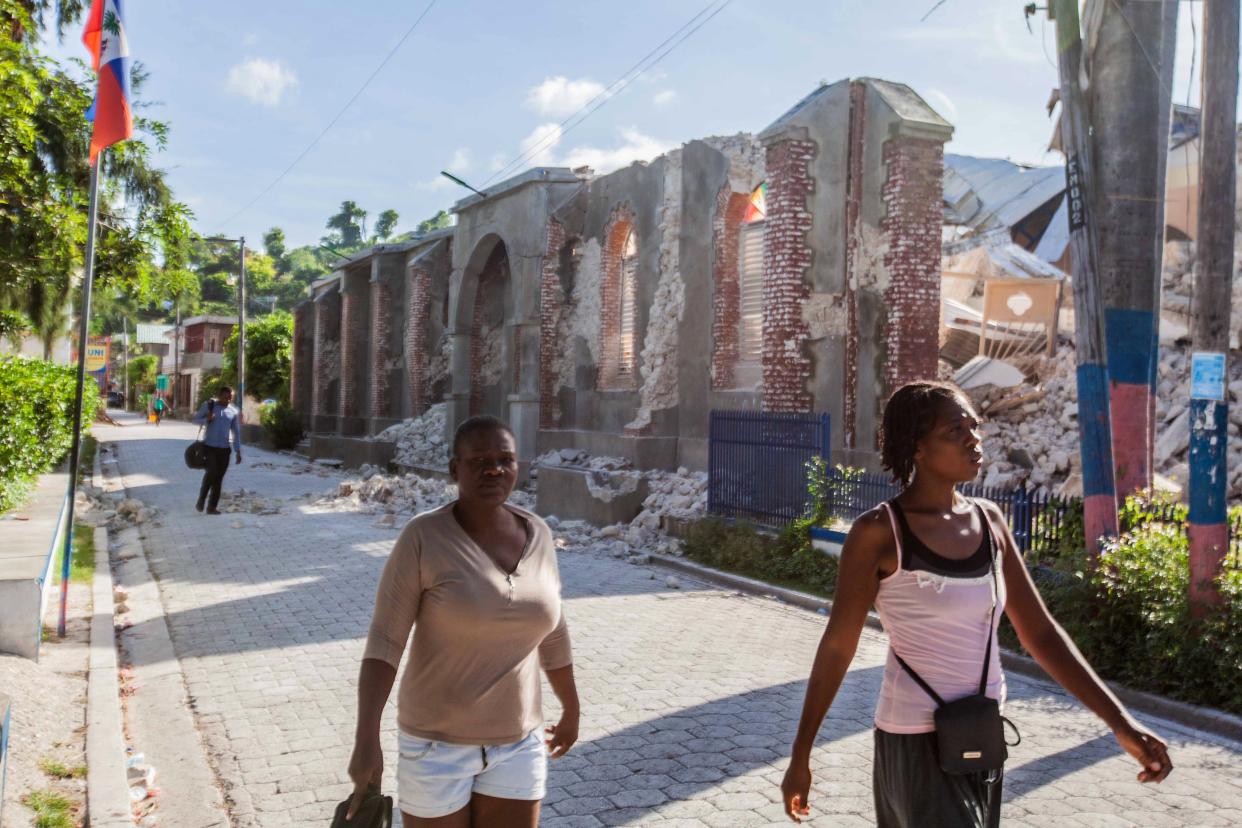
xmin=1188 ymin=0 xmax=1238 ymax=610
xmin=238 ymin=235 xmax=247 ymax=427
xmin=122 ymin=316 xmax=129 ymax=411
xmin=1089 ymin=0 xmax=1176 ymax=497
xmin=174 ymin=301 xmax=180 ymax=415
xmin=1052 ymin=0 xmax=1119 ymax=557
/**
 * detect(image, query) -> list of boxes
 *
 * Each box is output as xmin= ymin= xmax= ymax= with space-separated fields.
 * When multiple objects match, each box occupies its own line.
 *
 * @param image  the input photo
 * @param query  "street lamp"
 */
xmin=202 ymin=235 xmax=246 ymax=426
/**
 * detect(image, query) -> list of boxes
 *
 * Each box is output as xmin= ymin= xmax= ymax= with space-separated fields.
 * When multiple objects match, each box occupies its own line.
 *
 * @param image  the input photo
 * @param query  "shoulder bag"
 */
xmin=184 ymin=402 xmax=211 ymax=469
xmin=890 ymin=503 xmax=1020 ymax=775
xmin=329 ymin=784 xmax=392 ymax=828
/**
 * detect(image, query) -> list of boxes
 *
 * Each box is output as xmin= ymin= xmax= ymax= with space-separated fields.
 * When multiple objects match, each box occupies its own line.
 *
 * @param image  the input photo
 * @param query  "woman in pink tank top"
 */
xmin=779 ymin=381 xmax=1172 ymax=827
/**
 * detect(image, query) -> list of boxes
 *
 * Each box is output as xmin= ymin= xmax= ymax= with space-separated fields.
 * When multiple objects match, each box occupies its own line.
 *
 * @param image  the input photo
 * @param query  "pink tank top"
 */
xmin=872 ymin=500 xmax=1007 ymax=734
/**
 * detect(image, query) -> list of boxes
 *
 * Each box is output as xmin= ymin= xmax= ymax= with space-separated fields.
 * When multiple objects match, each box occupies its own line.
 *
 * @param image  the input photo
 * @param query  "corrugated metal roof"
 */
xmin=943 ymin=154 xmax=1065 ymax=233
xmin=135 ymin=323 xmax=172 ymax=344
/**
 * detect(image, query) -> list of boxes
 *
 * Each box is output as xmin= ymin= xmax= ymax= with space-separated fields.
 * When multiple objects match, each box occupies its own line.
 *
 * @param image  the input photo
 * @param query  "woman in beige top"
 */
xmin=347 ymin=416 xmax=580 ymax=827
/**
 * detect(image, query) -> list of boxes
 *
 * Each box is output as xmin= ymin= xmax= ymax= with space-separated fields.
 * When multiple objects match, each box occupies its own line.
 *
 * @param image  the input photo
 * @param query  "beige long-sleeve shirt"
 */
xmin=363 ymin=501 xmax=572 ymax=745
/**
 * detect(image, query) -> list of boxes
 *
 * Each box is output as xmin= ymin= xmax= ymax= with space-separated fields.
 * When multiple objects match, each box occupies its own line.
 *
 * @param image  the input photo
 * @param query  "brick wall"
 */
xmin=598 ymin=203 xmax=637 ymax=391
xmin=711 ymin=188 xmax=751 ymax=389
xmin=312 ymin=299 xmax=332 ymax=417
xmin=339 ymin=284 xmax=363 ymax=419
xmin=369 ymin=279 xmax=392 ymax=419
xmin=880 ymin=135 xmax=943 ymax=396
xmin=539 ymin=219 xmax=566 ymax=427
xmin=469 ymin=247 xmax=508 ymax=416
xmin=406 ymin=264 xmax=432 ymax=417
xmin=291 ymin=304 xmax=310 ymax=415
xmin=843 ymin=81 xmax=867 ymax=447
xmin=760 ymin=139 xmax=816 ymax=412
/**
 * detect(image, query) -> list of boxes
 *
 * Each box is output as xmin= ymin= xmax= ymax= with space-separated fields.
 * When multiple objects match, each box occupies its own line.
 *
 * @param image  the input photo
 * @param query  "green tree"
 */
xmin=375 ymin=208 xmax=399 ymax=241
xmin=323 ymin=200 xmax=366 ymax=247
xmin=126 ymin=353 xmax=157 ymax=400
xmin=221 ymin=311 xmax=292 ymax=400
xmin=262 ymin=226 xmax=286 ymax=264
xmin=1 ymin=1 xmax=194 ymax=356
xmin=416 ymin=209 xmax=453 ymax=235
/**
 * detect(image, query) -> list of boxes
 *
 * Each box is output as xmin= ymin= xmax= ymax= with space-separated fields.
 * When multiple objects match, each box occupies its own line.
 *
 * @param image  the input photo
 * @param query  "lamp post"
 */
xmin=204 ymin=235 xmax=247 ymax=427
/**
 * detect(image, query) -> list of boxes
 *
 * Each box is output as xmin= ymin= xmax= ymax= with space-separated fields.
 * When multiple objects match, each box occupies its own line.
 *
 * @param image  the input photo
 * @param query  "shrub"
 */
xmin=0 ymin=356 xmax=81 ymax=511
xmin=261 ymin=397 xmax=304 ymax=450
xmin=196 ymin=368 xmax=225 ymax=407
xmin=683 ymin=516 xmax=839 ymax=597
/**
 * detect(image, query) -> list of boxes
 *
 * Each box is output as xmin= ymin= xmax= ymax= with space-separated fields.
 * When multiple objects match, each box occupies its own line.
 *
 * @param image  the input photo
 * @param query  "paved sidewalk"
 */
xmin=97 ymin=416 xmax=1242 ymax=827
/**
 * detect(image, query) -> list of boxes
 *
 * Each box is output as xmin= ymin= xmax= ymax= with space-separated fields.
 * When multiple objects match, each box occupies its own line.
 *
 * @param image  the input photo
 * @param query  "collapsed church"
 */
xmin=290 ymin=77 xmax=954 ymax=479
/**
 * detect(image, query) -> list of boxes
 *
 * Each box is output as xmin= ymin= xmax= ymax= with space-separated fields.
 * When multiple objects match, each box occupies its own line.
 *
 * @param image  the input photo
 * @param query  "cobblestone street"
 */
xmin=98 ymin=417 xmax=1242 ymax=827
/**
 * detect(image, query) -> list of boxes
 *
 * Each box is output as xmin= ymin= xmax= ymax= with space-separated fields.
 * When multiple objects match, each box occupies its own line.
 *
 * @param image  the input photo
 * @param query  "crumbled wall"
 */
xmin=406 ymin=264 xmax=432 ymax=416
xmin=760 ymin=138 xmax=816 ymax=412
xmin=369 ymin=279 xmax=393 ymax=419
xmin=599 ymin=203 xmax=638 ymax=390
xmin=627 ymin=149 xmax=686 ymax=433
xmin=555 ymin=238 xmax=602 ymax=393
xmin=539 ymin=219 xmax=567 ymax=427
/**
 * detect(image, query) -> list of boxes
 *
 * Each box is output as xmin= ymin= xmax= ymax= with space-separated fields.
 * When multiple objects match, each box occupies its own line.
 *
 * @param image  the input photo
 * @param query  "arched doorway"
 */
xmin=463 ymin=237 xmax=512 ymax=420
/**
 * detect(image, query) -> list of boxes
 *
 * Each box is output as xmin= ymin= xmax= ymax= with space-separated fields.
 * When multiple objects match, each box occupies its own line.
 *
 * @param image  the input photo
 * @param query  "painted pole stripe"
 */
xmin=1075 ymin=363 xmax=1116 ymax=499
xmin=1103 ymin=308 xmax=1157 ymax=386
xmin=1188 ymin=397 xmax=1228 ymax=524
xmin=1110 ymin=383 xmax=1151 ymax=496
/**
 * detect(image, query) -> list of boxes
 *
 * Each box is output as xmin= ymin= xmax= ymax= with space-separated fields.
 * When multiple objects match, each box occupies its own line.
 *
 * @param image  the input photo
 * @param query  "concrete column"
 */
xmin=446 ymin=330 xmax=472 ymax=445
xmin=338 ymin=270 xmax=370 ymax=436
xmin=369 ymin=275 xmax=393 ymax=427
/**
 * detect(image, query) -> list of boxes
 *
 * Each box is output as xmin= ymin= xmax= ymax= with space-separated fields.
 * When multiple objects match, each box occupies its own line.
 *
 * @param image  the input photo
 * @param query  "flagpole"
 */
xmin=59 ymin=152 xmax=104 ymax=637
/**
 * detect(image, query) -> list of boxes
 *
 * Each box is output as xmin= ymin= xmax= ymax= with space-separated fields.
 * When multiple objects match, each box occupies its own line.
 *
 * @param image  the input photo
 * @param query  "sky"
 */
xmin=40 ymin=0 xmax=1217 ymax=251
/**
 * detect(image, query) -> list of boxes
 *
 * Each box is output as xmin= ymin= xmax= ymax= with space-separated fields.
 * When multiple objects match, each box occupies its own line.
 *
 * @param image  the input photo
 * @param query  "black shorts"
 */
xmin=873 ymin=729 xmax=1002 ymax=828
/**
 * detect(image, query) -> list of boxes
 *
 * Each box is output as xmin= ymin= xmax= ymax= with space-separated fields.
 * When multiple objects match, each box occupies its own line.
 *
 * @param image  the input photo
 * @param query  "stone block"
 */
xmin=536 ymin=465 xmax=649 ymax=527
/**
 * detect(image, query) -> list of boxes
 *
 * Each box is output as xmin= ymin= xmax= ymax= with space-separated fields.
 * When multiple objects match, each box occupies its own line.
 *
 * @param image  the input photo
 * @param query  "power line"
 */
xmin=214 ymin=0 xmax=439 ymax=229
xmin=481 ymin=0 xmax=734 ymax=188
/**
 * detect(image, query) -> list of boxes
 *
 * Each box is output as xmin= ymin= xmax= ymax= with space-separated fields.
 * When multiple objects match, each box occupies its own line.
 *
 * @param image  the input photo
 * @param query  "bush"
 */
xmin=196 ymin=368 xmax=225 ymax=408
xmin=683 ymin=516 xmax=839 ymax=597
xmin=0 ymin=356 xmax=80 ymax=511
xmin=261 ymin=397 xmax=304 ymax=450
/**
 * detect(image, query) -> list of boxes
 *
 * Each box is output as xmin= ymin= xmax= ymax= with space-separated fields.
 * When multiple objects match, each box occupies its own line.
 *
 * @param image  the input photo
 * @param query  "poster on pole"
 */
xmin=1190 ymin=352 xmax=1226 ymax=401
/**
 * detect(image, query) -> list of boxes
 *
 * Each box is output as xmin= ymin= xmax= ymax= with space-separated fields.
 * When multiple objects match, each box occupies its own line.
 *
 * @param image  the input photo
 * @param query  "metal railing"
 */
xmin=708 ymin=410 xmax=830 ymax=527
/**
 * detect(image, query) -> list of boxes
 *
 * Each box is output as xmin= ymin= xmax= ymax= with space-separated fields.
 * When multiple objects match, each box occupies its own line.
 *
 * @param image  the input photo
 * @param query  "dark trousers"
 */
xmin=197 ymin=446 xmax=233 ymax=510
xmin=873 ymin=729 xmax=1003 ymax=828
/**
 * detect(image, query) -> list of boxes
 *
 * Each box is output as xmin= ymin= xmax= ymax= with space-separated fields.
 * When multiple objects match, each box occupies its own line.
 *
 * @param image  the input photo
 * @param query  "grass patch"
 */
xmin=22 ymin=789 xmax=76 ymax=828
xmin=38 ymin=758 xmax=86 ymax=780
xmin=0 ymin=476 xmax=36 ymax=517
xmin=77 ymin=435 xmax=97 ymax=484
xmin=50 ymin=523 xmax=96 ymax=586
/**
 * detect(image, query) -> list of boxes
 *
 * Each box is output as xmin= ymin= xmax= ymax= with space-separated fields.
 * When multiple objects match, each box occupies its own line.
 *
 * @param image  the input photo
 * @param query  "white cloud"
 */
xmin=653 ymin=90 xmax=677 ymax=106
xmin=448 ymin=148 xmax=471 ymax=173
xmin=923 ymin=88 xmax=958 ymax=123
xmin=226 ymin=57 xmax=297 ymax=106
xmin=526 ymin=76 xmax=607 ymax=117
xmin=489 ymin=152 xmax=508 ymax=171
xmin=519 ymin=123 xmax=564 ymax=167
xmin=507 ymin=124 xmax=671 ymax=174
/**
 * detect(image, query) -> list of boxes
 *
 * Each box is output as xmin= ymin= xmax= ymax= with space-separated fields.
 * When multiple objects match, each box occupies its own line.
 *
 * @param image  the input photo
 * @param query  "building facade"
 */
xmin=292 ymin=78 xmax=953 ymax=471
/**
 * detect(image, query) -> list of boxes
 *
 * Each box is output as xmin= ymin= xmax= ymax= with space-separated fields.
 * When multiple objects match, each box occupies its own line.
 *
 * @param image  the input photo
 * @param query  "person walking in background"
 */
xmin=780 ymin=381 xmax=1171 ymax=827
xmin=347 ymin=415 xmax=579 ymax=827
xmin=153 ymin=393 xmax=166 ymax=426
xmin=191 ymin=386 xmax=241 ymax=515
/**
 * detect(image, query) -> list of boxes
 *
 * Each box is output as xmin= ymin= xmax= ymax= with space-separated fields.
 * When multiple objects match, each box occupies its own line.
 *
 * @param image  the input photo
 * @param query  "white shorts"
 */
xmin=396 ymin=729 xmax=547 ymax=819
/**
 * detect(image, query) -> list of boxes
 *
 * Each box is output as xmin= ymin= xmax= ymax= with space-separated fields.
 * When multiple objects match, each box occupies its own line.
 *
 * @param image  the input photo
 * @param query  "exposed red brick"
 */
xmin=469 ymin=244 xmax=508 ymax=416
xmin=843 ymin=81 xmax=867 ymax=447
xmin=711 ymin=188 xmax=752 ymax=389
xmin=312 ymin=295 xmax=336 ymax=417
xmin=406 ymin=264 xmax=432 ymax=416
xmin=539 ymin=219 xmax=567 ymax=427
xmin=880 ymin=135 xmax=943 ymax=397
xmin=369 ymin=279 xmax=392 ymax=419
xmin=291 ymin=303 xmax=312 ymax=416
xmin=339 ymin=281 xmax=364 ymax=419
xmin=599 ymin=203 xmax=638 ymax=391
xmin=760 ymin=139 xmax=816 ymax=413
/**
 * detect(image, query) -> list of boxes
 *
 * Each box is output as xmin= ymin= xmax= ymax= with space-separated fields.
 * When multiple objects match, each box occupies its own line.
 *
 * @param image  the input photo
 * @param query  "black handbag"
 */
xmin=329 ymin=784 xmax=392 ymax=828
xmin=184 ymin=402 xmax=212 ymax=470
xmin=891 ymin=506 xmax=1020 ymax=775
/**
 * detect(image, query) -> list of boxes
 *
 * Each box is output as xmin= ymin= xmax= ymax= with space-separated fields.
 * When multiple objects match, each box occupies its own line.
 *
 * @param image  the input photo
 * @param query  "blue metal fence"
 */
xmin=708 ymin=410 xmax=830 ymax=526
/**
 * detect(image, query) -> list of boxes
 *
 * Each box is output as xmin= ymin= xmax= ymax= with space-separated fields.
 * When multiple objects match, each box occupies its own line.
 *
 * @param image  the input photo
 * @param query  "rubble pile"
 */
xmin=214 ymin=488 xmax=285 ymax=516
xmin=319 ymin=467 xmax=536 ymax=520
xmin=374 ymin=403 xmax=450 ymax=469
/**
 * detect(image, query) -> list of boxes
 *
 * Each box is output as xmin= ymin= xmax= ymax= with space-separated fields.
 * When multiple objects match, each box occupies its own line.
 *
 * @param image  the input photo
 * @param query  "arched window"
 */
xmin=618 ymin=229 xmax=638 ymax=378
xmin=738 ymin=183 xmax=766 ymax=365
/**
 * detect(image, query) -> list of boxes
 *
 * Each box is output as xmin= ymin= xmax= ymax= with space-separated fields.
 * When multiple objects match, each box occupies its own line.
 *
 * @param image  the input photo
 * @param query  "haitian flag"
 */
xmin=82 ymin=0 xmax=133 ymax=163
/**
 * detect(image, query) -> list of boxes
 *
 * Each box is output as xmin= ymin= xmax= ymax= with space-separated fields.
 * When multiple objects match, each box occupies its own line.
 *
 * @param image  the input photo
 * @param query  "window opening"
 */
xmin=619 ymin=230 xmax=638 ymax=376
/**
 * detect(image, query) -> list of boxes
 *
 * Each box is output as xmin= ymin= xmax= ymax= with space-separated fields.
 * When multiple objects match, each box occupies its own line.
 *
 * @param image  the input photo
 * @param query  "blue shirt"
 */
xmin=192 ymin=400 xmax=241 ymax=449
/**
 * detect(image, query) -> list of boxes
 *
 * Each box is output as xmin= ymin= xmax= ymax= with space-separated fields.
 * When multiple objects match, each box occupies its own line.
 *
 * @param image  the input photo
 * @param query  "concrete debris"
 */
xmin=375 ymin=402 xmax=450 ymax=469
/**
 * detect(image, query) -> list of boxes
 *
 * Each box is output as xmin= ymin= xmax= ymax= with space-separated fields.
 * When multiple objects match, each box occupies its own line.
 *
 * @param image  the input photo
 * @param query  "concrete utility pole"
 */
xmin=174 ymin=301 xmax=180 ymax=414
xmin=1052 ymin=0 xmax=1119 ymax=557
xmin=122 ymin=315 xmax=129 ymax=411
xmin=1089 ymin=0 xmax=1177 ymax=497
xmin=1188 ymin=0 xmax=1238 ymax=610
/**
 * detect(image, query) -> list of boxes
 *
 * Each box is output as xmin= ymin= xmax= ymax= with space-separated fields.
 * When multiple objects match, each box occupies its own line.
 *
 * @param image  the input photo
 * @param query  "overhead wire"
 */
xmin=213 ymin=0 xmax=439 ymax=229
xmin=480 ymin=0 xmax=734 ymax=188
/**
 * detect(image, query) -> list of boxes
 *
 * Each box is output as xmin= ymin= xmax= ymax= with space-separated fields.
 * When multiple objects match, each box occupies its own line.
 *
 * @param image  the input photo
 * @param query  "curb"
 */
xmin=86 ymin=523 xmax=133 ymax=827
xmin=647 ymin=553 xmax=1242 ymax=744
xmin=104 ymin=442 xmax=231 ymax=828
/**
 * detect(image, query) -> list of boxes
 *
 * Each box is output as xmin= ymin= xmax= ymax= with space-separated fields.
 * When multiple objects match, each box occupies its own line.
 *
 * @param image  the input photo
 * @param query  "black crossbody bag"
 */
xmin=890 ymin=506 xmax=1020 ymax=775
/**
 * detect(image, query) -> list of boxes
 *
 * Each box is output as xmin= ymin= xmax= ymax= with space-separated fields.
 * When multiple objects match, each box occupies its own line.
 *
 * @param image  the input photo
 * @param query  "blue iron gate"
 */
xmin=708 ymin=410 xmax=831 ymax=526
